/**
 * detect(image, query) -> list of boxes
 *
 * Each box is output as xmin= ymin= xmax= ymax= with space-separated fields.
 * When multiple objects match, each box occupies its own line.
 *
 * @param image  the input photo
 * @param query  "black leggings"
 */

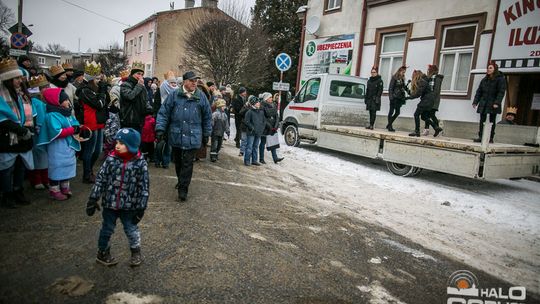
xmin=478 ymin=112 xmax=497 ymax=140
xmin=369 ymin=109 xmax=377 ymax=126
xmin=387 ymin=101 xmax=403 ymax=127
xmin=414 ymin=108 xmax=437 ymax=132
xmin=424 ymin=109 xmax=440 ymax=129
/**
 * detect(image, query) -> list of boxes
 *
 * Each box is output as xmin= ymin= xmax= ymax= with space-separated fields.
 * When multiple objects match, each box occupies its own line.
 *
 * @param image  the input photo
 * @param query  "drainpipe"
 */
xmin=355 ymin=0 xmax=368 ymax=76
xmin=296 ymin=12 xmax=308 ymax=92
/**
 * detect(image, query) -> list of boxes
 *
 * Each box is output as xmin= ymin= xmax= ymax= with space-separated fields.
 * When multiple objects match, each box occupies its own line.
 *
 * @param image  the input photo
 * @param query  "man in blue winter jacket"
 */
xmin=155 ymin=71 xmax=212 ymax=202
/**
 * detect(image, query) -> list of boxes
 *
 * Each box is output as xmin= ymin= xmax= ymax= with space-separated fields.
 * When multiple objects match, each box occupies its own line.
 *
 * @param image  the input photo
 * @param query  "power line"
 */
xmin=58 ymin=0 xmax=131 ymax=27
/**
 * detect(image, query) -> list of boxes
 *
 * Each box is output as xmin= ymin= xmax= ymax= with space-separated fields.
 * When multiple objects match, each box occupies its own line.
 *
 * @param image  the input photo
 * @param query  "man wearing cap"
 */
xmin=231 ymin=87 xmax=247 ymax=148
xmin=155 ymin=71 xmax=212 ymax=202
xmin=120 ymin=63 xmax=152 ymax=133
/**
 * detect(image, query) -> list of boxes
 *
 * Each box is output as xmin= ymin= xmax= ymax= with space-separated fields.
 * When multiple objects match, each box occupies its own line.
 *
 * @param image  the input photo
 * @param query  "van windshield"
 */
xmin=329 ymin=80 xmax=365 ymax=100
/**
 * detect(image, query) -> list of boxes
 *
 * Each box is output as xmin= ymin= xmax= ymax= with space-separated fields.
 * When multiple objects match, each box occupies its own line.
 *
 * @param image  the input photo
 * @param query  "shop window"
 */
xmin=297 ymin=77 xmax=321 ymax=103
xmin=439 ymin=24 xmax=477 ymax=93
xmin=379 ymin=33 xmax=406 ymax=90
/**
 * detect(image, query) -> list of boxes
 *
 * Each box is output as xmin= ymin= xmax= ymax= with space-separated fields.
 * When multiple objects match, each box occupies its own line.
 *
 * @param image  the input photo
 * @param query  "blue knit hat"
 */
xmin=115 ymin=128 xmax=141 ymax=154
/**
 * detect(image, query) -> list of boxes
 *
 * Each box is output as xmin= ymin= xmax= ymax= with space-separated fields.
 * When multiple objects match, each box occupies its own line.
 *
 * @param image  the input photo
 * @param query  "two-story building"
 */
xmin=123 ymin=0 xmax=224 ymax=79
xmin=28 ymin=51 xmax=61 ymax=71
xmin=296 ymin=0 xmax=539 ymax=141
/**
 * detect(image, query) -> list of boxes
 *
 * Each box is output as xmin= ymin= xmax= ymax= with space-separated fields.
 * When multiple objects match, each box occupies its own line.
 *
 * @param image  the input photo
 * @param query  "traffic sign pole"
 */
xmin=275 ymin=53 xmax=292 ymax=120
xmin=278 ymin=71 xmax=284 ymax=118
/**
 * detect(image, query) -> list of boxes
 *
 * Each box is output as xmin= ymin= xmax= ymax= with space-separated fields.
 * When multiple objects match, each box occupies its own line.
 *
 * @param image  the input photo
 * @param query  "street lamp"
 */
xmin=296 ymin=5 xmax=308 ymax=20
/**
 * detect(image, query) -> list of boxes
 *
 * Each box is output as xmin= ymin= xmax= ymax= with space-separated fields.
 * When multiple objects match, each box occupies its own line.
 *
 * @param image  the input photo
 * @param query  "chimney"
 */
xmin=201 ymin=0 xmax=218 ymax=8
xmin=185 ymin=0 xmax=195 ymax=8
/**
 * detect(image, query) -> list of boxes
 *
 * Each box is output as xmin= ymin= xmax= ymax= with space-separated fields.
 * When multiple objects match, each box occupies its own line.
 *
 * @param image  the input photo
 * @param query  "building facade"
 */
xmin=28 ymin=51 xmax=61 ymax=70
xmin=297 ymin=0 xmax=540 ymax=132
xmin=123 ymin=0 xmax=224 ymax=80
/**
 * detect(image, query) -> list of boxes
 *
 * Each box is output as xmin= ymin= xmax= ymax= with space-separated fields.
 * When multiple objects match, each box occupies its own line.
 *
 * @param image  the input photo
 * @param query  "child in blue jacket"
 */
xmin=86 ymin=128 xmax=149 ymax=267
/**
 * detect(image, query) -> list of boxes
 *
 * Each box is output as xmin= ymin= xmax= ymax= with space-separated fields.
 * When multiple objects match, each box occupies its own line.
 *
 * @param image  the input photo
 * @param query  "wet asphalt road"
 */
xmin=0 ymin=141 xmax=538 ymax=304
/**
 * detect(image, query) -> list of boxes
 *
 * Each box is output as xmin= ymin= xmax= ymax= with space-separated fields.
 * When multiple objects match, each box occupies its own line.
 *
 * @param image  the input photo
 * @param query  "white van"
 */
xmin=282 ymin=73 xmax=368 ymax=146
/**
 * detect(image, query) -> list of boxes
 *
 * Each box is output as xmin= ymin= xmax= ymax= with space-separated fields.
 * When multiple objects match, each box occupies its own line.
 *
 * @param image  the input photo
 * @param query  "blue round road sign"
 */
xmin=11 ymin=32 xmax=27 ymax=49
xmin=275 ymin=53 xmax=292 ymax=72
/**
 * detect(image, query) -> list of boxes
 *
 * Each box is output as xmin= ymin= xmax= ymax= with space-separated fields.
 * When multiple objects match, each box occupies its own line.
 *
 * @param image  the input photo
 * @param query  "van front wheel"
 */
xmin=284 ymin=125 xmax=300 ymax=147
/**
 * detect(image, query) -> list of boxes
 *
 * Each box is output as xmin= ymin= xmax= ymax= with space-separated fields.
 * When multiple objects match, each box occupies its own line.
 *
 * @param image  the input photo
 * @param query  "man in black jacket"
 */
xmin=120 ymin=63 xmax=152 ymax=133
xmin=231 ymin=87 xmax=247 ymax=148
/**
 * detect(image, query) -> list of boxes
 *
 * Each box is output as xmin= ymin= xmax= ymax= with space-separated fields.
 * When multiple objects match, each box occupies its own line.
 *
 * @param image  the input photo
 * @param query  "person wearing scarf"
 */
xmin=38 ymin=88 xmax=81 ymax=201
xmin=0 ymin=64 xmax=37 ymax=208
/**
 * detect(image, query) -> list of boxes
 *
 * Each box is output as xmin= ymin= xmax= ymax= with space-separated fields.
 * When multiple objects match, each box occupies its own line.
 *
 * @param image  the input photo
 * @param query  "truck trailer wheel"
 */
xmin=284 ymin=124 xmax=300 ymax=147
xmin=386 ymin=162 xmax=417 ymax=177
xmin=410 ymin=167 xmax=423 ymax=177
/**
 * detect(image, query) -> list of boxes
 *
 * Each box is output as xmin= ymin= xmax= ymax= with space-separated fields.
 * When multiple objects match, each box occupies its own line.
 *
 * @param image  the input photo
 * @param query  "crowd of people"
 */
xmin=0 ymin=55 xmax=285 ymax=266
xmin=365 ymin=61 xmax=508 ymax=143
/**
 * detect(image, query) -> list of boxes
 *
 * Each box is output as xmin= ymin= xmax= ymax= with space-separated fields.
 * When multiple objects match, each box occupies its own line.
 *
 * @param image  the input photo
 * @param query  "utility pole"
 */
xmin=17 ymin=0 xmax=23 ymax=33
xmin=78 ymin=38 xmax=81 ymax=54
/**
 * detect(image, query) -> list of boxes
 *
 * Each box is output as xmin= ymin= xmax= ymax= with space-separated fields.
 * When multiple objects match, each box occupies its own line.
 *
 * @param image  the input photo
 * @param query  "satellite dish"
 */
xmin=305 ymin=16 xmax=320 ymax=35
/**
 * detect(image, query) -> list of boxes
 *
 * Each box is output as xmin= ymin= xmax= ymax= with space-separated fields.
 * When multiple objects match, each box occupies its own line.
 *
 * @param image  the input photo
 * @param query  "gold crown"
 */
xmin=506 ymin=107 xmax=518 ymax=115
xmin=49 ymin=65 xmax=65 ymax=77
xmin=28 ymin=74 xmax=49 ymax=88
xmin=131 ymin=61 xmax=145 ymax=72
xmin=84 ymin=61 xmax=102 ymax=76
xmin=119 ymin=69 xmax=130 ymax=78
xmin=164 ymin=70 xmax=176 ymax=80
xmin=105 ymin=75 xmax=115 ymax=84
xmin=61 ymin=62 xmax=73 ymax=70
xmin=0 ymin=57 xmax=19 ymax=74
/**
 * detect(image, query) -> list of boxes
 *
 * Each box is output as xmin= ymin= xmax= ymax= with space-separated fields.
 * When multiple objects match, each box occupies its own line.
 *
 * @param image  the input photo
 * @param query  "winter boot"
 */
xmin=96 ymin=248 xmax=119 ymax=266
xmin=49 ymin=185 xmax=68 ymax=201
xmin=130 ymin=247 xmax=142 ymax=267
xmin=178 ymin=189 xmax=188 ymax=202
xmin=274 ymin=157 xmax=284 ymax=164
xmin=408 ymin=131 xmax=420 ymax=137
xmin=13 ymin=188 xmax=30 ymax=205
xmin=386 ymin=125 xmax=395 ymax=132
xmin=210 ymin=153 xmax=217 ymax=162
xmin=0 ymin=193 xmax=17 ymax=209
xmin=433 ymin=127 xmax=443 ymax=138
xmin=60 ymin=181 xmax=72 ymax=198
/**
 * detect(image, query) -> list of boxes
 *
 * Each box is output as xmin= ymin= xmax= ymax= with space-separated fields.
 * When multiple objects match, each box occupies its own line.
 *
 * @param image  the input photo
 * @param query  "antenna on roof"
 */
xmin=170 ymin=2 xmax=174 ymax=10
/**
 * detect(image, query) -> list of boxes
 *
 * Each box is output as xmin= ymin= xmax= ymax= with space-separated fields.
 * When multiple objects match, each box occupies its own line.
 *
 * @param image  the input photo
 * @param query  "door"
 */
xmin=290 ymin=77 xmax=321 ymax=137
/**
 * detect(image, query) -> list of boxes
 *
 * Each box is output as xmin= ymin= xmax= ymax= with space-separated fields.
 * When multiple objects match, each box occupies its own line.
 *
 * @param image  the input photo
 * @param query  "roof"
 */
xmin=123 ymin=6 xmax=224 ymax=33
xmin=29 ymin=51 xmax=61 ymax=59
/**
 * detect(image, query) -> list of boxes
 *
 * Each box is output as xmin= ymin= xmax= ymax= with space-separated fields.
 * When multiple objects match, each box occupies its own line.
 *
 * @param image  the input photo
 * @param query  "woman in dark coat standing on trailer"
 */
xmin=472 ymin=62 xmax=506 ymax=143
xmin=386 ymin=65 xmax=408 ymax=132
xmin=406 ymin=70 xmax=442 ymax=137
xmin=365 ymin=66 xmax=383 ymax=130
xmin=422 ymin=64 xmax=444 ymax=136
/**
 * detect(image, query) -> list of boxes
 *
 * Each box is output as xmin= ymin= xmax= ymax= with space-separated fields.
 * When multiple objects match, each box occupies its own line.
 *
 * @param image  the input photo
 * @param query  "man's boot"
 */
xmin=178 ymin=189 xmax=188 ymax=202
xmin=13 ymin=188 xmax=30 ymax=205
xmin=96 ymin=248 xmax=119 ymax=266
xmin=1 ymin=193 xmax=17 ymax=209
xmin=130 ymin=247 xmax=142 ymax=267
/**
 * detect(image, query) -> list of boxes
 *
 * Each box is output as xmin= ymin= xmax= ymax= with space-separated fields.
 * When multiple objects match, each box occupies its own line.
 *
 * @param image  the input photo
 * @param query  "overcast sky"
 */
xmin=4 ymin=0 xmax=256 ymax=52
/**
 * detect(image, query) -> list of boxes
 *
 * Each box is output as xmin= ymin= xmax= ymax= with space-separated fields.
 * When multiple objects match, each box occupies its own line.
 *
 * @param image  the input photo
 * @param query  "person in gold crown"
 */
xmin=498 ymin=107 xmax=518 ymax=125
xmin=49 ymin=65 xmax=78 ymax=115
xmin=75 ymin=61 xmax=109 ymax=183
xmin=0 ymin=58 xmax=38 ymax=208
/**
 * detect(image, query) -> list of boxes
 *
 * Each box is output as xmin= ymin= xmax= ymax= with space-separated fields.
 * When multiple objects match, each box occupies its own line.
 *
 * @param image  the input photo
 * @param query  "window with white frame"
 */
xmin=145 ymin=64 xmax=152 ymax=76
xmin=379 ymin=33 xmax=406 ymax=90
xmin=326 ymin=0 xmax=342 ymax=10
xmin=129 ymin=39 xmax=134 ymax=56
xmin=439 ymin=23 xmax=477 ymax=93
xmin=138 ymin=35 xmax=143 ymax=53
xmin=148 ymin=32 xmax=154 ymax=50
xmin=38 ymin=57 xmax=45 ymax=64
xmin=125 ymin=41 xmax=128 ymax=54
xmin=56 ymin=59 xmax=61 ymax=65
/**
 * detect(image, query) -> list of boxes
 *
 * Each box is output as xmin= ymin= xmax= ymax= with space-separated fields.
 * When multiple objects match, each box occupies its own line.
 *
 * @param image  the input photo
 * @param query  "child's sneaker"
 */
xmin=34 ymin=184 xmax=46 ymax=190
xmin=49 ymin=186 xmax=68 ymax=201
xmin=421 ymin=129 xmax=430 ymax=136
xmin=96 ymin=248 xmax=119 ymax=266
xmin=60 ymin=182 xmax=72 ymax=198
xmin=130 ymin=247 xmax=142 ymax=267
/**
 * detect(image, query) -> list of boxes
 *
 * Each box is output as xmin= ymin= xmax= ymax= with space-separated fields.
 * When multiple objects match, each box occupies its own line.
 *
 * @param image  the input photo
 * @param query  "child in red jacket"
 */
xmin=140 ymin=115 xmax=155 ymax=162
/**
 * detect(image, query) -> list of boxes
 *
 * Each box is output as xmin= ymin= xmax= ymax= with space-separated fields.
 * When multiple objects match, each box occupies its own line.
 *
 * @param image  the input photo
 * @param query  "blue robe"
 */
xmin=38 ymin=111 xmax=80 ymax=181
xmin=0 ymin=95 xmax=37 ymax=171
xmin=31 ymin=98 xmax=48 ymax=170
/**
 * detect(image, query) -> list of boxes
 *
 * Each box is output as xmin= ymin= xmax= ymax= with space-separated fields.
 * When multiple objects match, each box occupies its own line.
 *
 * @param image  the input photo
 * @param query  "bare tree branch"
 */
xmin=0 ymin=1 xmax=15 ymax=30
xmin=45 ymin=43 xmax=71 ymax=55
